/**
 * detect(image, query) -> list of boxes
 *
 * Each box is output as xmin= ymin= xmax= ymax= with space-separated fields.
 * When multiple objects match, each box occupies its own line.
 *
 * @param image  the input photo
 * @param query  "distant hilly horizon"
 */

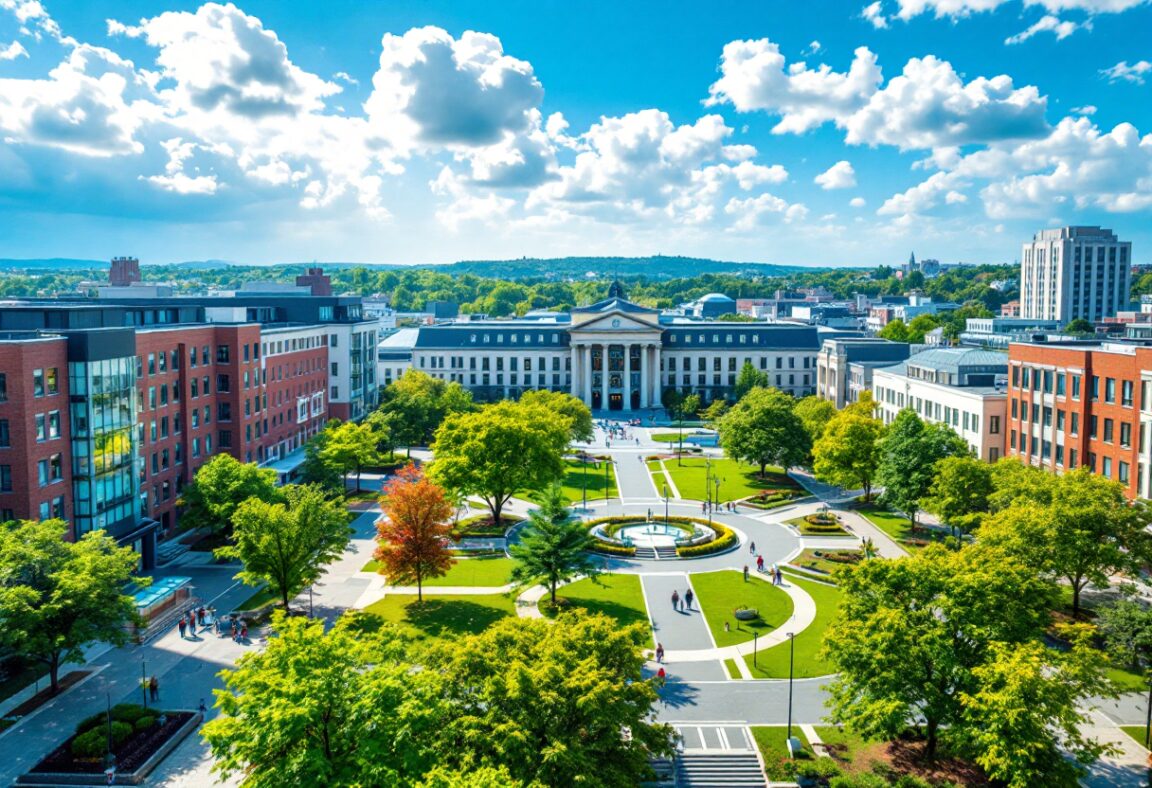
xmin=0 ymin=255 xmax=837 ymax=279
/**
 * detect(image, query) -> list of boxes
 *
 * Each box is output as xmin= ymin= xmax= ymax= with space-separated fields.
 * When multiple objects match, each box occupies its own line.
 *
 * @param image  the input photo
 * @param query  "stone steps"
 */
xmin=676 ymin=753 xmax=766 ymax=787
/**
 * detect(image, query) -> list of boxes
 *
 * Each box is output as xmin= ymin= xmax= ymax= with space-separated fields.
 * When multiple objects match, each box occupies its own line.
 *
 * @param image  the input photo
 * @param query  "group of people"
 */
xmin=175 ymin=606 xmax=249 ymax=643
xmin=700 ymin=500 xmax=738 ymax=514
xmin=669 ymin=588 xmax=694 ymax=611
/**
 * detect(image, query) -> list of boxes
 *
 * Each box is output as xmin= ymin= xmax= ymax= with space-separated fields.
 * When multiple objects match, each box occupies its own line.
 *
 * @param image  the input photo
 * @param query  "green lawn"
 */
xmin=236 ymin=585 xmax=279 ymax=611
xmin=744 ymin=574 xmax=843 ymax=678
xmin=856 ymin=505 xmax=951 ymax=551
xmin=723 ymin=658 xmax=741 ymax=679
xmin=362 ymin=559 xmax=379 ymax=572
xmin=362 ymin=593 xmax=515 ymax=645
xmin=650 ymin=431 xmax=713 ymax=443
xmin=1121 ymin=725 xmax=1151 ymax=749
xmin=789 ymin=548 xmax=862 ymax=576
xmin=691 ymin=570 xmax=795 ymax=647
xmin=541 ymin=574 xmax=648 ymax=628
xmin=530 ymin=458 xmax=618 ymax=504
xmin=663 ymin=457 xmax=798 ymax=502
xmin=424 ymin=556 xmax=514 ymax=587
xmin=751 ymin=726 xmax=812 ymax=780
xmin=1106 ymin=664 xmax=1148 ymax=692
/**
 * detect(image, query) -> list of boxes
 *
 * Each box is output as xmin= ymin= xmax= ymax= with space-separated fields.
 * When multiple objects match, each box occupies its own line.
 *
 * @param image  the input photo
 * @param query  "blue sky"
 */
xmin=0 ymin=0 xmax=1150 ymax=268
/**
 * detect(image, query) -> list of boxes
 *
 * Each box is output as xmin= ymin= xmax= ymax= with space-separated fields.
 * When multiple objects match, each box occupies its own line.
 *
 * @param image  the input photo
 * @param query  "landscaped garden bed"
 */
xmin=742 ymin=490 xmax=806 ymax=510
xmin=25 ymin=703 xmax=199 ymax=782
xmin=450 ymin=512 xmax=524 ymax=539
xmin=788 ymin=548 xmax=863 ymax=576
xmin=584 ymin=515 xmax=739 ymax=558
xmin=785 ymin=512 xmax=852 ymax=537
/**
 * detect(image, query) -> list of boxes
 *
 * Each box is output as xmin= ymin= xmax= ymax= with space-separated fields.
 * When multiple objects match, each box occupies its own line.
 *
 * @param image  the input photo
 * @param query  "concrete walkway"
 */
xmin=644 ymin=573 xmax=716 ymax=652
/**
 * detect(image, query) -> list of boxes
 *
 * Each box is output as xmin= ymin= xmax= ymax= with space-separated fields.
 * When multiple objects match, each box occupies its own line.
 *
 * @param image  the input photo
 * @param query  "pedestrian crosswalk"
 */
xmin=675 ymin=723 xmax=754 ymax=752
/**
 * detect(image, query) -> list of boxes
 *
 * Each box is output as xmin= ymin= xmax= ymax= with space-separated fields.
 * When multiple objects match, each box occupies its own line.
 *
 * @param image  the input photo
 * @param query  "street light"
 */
xmin=604 ymin=459 xmax=610 ymax=503
xmin=582 ymin=453 xmax=588 ymax=511
xmin=663 ymin=484 xmax=669 ymax=525
xmin=705 ymin=459 xmax=712 ymax=510
xmin=786 ymin=632 xmax=796 ymax=744
xmin=713 ymin=476 xmax=722 ymax=510
xmin=141 ymin=660 xmax=147 ymax=709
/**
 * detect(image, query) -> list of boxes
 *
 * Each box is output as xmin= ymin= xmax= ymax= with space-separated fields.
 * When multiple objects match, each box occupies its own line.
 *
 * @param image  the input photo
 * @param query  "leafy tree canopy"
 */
xmin=718 ymin=387 xmax=810 ymax=475
xmin=179 ymin=453 xmax=281 ymax=534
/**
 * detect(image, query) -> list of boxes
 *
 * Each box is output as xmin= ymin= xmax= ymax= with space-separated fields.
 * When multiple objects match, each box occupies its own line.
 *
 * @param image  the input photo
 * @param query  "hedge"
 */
xmin=589 ymin=542 xmax=637 ymax=557
xmin=76 ymin=703 xmax=153 ymax=735
xmin=72 ymin=721 xmax=132 ymax=758
xmin=676 ymin=520 xmax=738 ymax=558
xmin=585 ymin=514 xmax=738 ymax=558
xmin=451 ymin=513 xmax=525 ymax=539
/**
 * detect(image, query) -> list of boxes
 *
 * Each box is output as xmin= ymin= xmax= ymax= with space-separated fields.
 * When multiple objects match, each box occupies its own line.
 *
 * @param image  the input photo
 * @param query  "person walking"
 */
xmin=749 ymin=540 xmax=756 ymax=555
xmin=743 ymin=565 xmax=749 ymax=582
xmin=776 ymin=566 xmax=783 ymax=585
xmin=148 ymin=675 xmax=159 ymax=702
xmin=684 ymin=589 xmax=694 ymax=610
xmin=656 ymin=667 xmax=667 ymax=688
xmin=177 ymin=616 xmax=187 ymax=639
xmin=756 ymin=555 xmax=764 ymax=573
xmin=671 ymin=590 xmax=680 ymax=610
xmin=656 ymin=643 xmax=664 ymax=663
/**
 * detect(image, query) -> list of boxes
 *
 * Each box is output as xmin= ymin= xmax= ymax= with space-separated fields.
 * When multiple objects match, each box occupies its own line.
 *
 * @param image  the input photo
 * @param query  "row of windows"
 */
xmin=875 ymin=388 xmax=1000 ymax=436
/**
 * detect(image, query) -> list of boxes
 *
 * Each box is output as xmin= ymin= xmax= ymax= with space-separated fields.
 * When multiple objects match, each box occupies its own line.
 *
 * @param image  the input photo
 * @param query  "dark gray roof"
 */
xmin=572 ymin=297 xmax=657 ymax=314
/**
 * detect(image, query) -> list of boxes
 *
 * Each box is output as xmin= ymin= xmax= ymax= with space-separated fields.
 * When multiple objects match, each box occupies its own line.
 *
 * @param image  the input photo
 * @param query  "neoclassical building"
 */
xmin=400 ymin=284 xmax=854 ymax=410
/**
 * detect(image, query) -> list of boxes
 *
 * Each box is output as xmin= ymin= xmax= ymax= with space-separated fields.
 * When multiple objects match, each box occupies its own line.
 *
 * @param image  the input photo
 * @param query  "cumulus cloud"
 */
xmin=892 ymin=0 xmax=1149 ymax=19
xmin=1072 ymin=105 xmax=1097 ymax=115
xmin=850 ymin=196 xmax=867 ymax=207
xmin=707 ymin=39 xmax=882 ymax=134
xmin=1100 ymin=60 xmax=1152 ymax=84
xmin=862 ymin=1 xmax=891 ymax=27
xmin=1005 ymin=14 xmax=1087 ymax=43
xmin=803 ymin=40 xmax=823 ymax=55
xmin=366 ymin=26 xmax=543 ymax=150
xmin=815 ymin=160 xmax=857 ymax=189
xmin=0 ymin=40 xmax=27 ymax=59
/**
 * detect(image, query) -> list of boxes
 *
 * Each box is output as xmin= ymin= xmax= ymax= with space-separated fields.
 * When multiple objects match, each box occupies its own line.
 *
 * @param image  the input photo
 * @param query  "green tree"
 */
xmin=956 ymin=631 xmax=1109 ymax=787
xmin=924 ymin=456 xmax=993 ymax=539
xmin=1100 ymin=595 xmax=1152 ymax=683
xmin=1065 ymin=318 xmax=1095 ymax=334
xmin=718 ymin=387 xmax=810 ymax=476
xmin=430 ymin=401 xmax=569 ymax=529
xmin=510 ymin=485 xmax=599 ymax=605
xmin=701 ymin=398 xmax=729 ymax=429
xmin=320 ymin=420 xmax=382 ymax=492
xmin=300 ymin=423 xmax=343 ymax=490
xmin=428 ymin=612 xmax=676 ymax=786
xmin=794 ymin=396 xmax=837 ymax=446
xmin=216 ymin=485 xmax=353 ymax=612
xmin=987 ymin=456 xmax=1054 ymax=512
xmin=203 ymin=612 xmax=444 ymax=787
xmin=377 ymin=370 xmax=474 ymax=453
xmin=179 ymin=454 xmax=281 ymax=534
xmin=734 ymin=361 xmax=770 ymax=399
xmin=875 ymin=409 xmax=968 ymax=526
xmin=981 ymin=468 xmax=1152 ymax=615
xmin=877 ymin=319 xmax=910 ymax=342
xmin=906 ymin=312 xmax=941 ymax=343
xmin=812 ymin=412 xmax=885 ymax=500
xmin=675 ymin=392 xmax=702 ymax=464
xmin=823 ymin=545 xmax=1062 ymax=760
xmin=0 ymin=520 xmax=142 ymax=693
xmin=519 ymin=389 xmax=593 ymax=443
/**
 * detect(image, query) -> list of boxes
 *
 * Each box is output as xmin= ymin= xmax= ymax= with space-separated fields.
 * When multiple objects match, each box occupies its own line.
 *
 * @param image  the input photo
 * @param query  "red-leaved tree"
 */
xmin=374 ymin=464 xmax=455 ymax=602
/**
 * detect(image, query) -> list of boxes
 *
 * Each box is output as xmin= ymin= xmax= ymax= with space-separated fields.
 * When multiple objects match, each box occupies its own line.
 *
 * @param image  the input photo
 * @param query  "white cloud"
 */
xmin=845 ymin=56 xmax=1049 ymax=149
xmin=332 ymin=71 xmax=358 ymax=86
xmin=1005 ymin=14 xmax=1087 ymax=43
xmin=815 ymin=160 xmax=857 ymax=189
xmin=707 ymin=38 xmax=882 ymax=134
xmin=0 ymin=40 xmax=27 ymax=59
xmin=850 ymin=196 xmax=867 ymax=207
xmin=1100 ymin=60 xmax=1152 ymax=84
xmin=1071 ymin=105 xmax=1097 ymax=115
xmin=109 ymin=3 xmax=340 ymax=118
xmin=892 ymin=0 xmax=1149 ymax=20
xmin=366 ymin=26 xmax=543 ymax=151
xmin=803 ymin=40 xmax=823 ymax=55
xmin=862 ymin=1 xmax=891 ymax=27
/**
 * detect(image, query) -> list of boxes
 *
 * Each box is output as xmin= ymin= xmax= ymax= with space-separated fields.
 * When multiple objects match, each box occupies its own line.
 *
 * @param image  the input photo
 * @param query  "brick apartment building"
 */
xmin=0 ymin=273 xmax=371 ymax=568
xmin=1006 ymin=338 xmax=1152 ymax=499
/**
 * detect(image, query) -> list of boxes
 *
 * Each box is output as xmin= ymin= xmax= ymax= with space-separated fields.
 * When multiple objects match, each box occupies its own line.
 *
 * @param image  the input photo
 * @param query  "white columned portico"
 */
xmin=650 ymin=344 xmax=662 ymax=407
xmin=583 ymin=345 xmax=593 ymax=406
xmin=600 ymin=344 xmax=609 ymax=410
xmin=570 ymin=344 xmax=580 ymax=398
xmin=623 ymin=344 xmax=632 ymax=411
xmin=639 ymin=342 xmax=649 ymax=409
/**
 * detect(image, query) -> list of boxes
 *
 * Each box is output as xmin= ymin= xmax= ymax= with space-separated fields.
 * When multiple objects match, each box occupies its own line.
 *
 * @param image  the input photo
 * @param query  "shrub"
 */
xmin=451 ymin=513 xmax=524 ymax=539
xmin=804 ymin=523 xmax=846 ymax=534
xmin=71 ymin=721 xmax=132 ymax=759
xmin=76 ymin=703 xmax=152 ymax=735
xmin=134 ymin=715 xmax=156 ymax=731
xmin=589 ymin=542 xmax=637 ymax=557
xmin=677 ymin=521 xmax=737 ymax=558
xmin=805 ymin=513 xmax=838 ymax=525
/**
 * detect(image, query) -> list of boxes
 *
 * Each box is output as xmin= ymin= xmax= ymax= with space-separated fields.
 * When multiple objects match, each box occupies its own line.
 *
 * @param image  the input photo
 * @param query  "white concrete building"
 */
xmin=871 ymin=347 xmax=1009 ymax=462
xmin=1020 ymin=225 xmax=1132 ymax=322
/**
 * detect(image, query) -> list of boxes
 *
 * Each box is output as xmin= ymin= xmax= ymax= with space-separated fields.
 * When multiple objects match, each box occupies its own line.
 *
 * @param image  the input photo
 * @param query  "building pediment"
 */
xmin=569 ymin=310 xmax=662 ymax=333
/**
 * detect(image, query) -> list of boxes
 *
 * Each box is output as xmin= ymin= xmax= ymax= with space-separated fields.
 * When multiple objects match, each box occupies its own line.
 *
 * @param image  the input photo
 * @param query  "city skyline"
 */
xmin=0 ymin=1 xmax=1150 ymax=267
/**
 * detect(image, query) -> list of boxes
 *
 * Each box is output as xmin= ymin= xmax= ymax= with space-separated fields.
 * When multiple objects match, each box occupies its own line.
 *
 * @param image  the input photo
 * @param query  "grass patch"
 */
xmin=663 ymin=456 xmax=799 ymax=502
xmin=236 ymin=585 xmax=279 ymax=612
xmin=723 ymin=658 xmax=741 ymax=679
xmin=343 ymin=489 xmax=381 ymax=503
xmin=362 ymin=593 xmax=515 ymax=645
xmin=424 ymin=556 xmax=514 ymax=587
xmin=362 ymin=559 xmax=379 ymax=573
xmin=529 ymin=459 xmax=618 ymax=504
xmin=751 ymin=726 xmax=812 ymax=780
xmin=744 ymin=574 xmax=843 ymax=678
xmin=539 ymin=574 xmax=648 ymax=628
xmin=650 ymin=430 xmax=714 ymax=443
xmin=789 ymin=548 xmax=863 ymax=576
xmin=1121 ymin=725 xmax=1151 ymax=749
xmin=691 ymin=570 xmax=795 ymax=648
xmin=855 ymin=504 xmax=951 ymax=551
xmin=1106 ymin=664 xmax=1148 ymax=692
xmin=814 ymin=726 xmax=990 ymax=784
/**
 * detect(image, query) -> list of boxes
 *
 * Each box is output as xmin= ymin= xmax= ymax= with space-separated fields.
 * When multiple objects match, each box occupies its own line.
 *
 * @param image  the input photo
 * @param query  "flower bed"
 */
xmin=584 ymin=515 xmax=738 ymax=558
xmin=29 ymin=704 xmax=197 ymax=776
xmin=743 ymin=490 xmax=804 ymax=510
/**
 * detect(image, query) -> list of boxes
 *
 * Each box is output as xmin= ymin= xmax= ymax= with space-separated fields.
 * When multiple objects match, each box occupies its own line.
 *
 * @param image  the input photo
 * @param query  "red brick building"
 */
xmin=1006 ymin=339 xmax=1148 ymax=498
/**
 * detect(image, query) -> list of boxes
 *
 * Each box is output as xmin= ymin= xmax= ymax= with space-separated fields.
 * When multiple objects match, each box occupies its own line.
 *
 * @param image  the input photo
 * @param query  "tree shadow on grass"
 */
xmin=400 ymin=598 xmax=512 ymax=639
xmin=546 ymin=596 xmax=648 ymax=629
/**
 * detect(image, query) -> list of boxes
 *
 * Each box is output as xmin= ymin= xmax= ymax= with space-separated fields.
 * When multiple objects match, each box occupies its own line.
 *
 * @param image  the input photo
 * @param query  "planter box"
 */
xmin=733 ymin=608 xmax=759 ymax=621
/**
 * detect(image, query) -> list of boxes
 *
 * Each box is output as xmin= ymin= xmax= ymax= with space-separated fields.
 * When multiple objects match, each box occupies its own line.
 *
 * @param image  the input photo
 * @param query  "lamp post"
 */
xmin=308 ymin=585 xmax=314 ymax=618
xmin=582 ymin=453 xmax=588 ymax=511
xmin=705 ymin=459 xmax=712 ymax=510
xmin=604 ymin=459 xmax=609 ymax=503
xmin=714 ymin=476 xmax=722 ymax=511
xmin=141 ymin=660 xmax=147 ymax=709
xmin=786 ymin=632 xmax=796 ymax=743
xmin=663 ymin=484 xmax=669 ymax=525
xmin=105 ymin=690 xmax=115 ymax=772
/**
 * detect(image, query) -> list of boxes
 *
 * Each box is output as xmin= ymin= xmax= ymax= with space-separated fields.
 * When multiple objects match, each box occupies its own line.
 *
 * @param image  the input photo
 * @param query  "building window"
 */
xmin=48 ymin=411 xmax=60 ymax=439
xmin=0 ymin=419 xmax=8 ymax=448
xmin=1121 ymin=422 xmax=1132 ymax=448
xmin=1105 ymin=378 xmax=1116 ymax=404
xmin=989 ymin=416 xmax=1000 ymax=434
xmin=217 ymin=345 xmax=230 ymax=364
xmin=0 ymin=465 xmax=10 ymax=492
xmin=1120 ymin=461 xmax=1131 ymax=484
xmin=1091 ymin=375 xmax=1100 ymax=400
xmin=35 ymin=414 xmax=46 ymax=442
xmin=1104 ymin=418 xmax=1114 ymax=443
xmin=33 ymin=368 xmax=44 ymax=397
xmin=1123 ymin=380 xmax=1134 ymax=407
xmin=1072 ymin=375 xmax=1080 ymax=399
